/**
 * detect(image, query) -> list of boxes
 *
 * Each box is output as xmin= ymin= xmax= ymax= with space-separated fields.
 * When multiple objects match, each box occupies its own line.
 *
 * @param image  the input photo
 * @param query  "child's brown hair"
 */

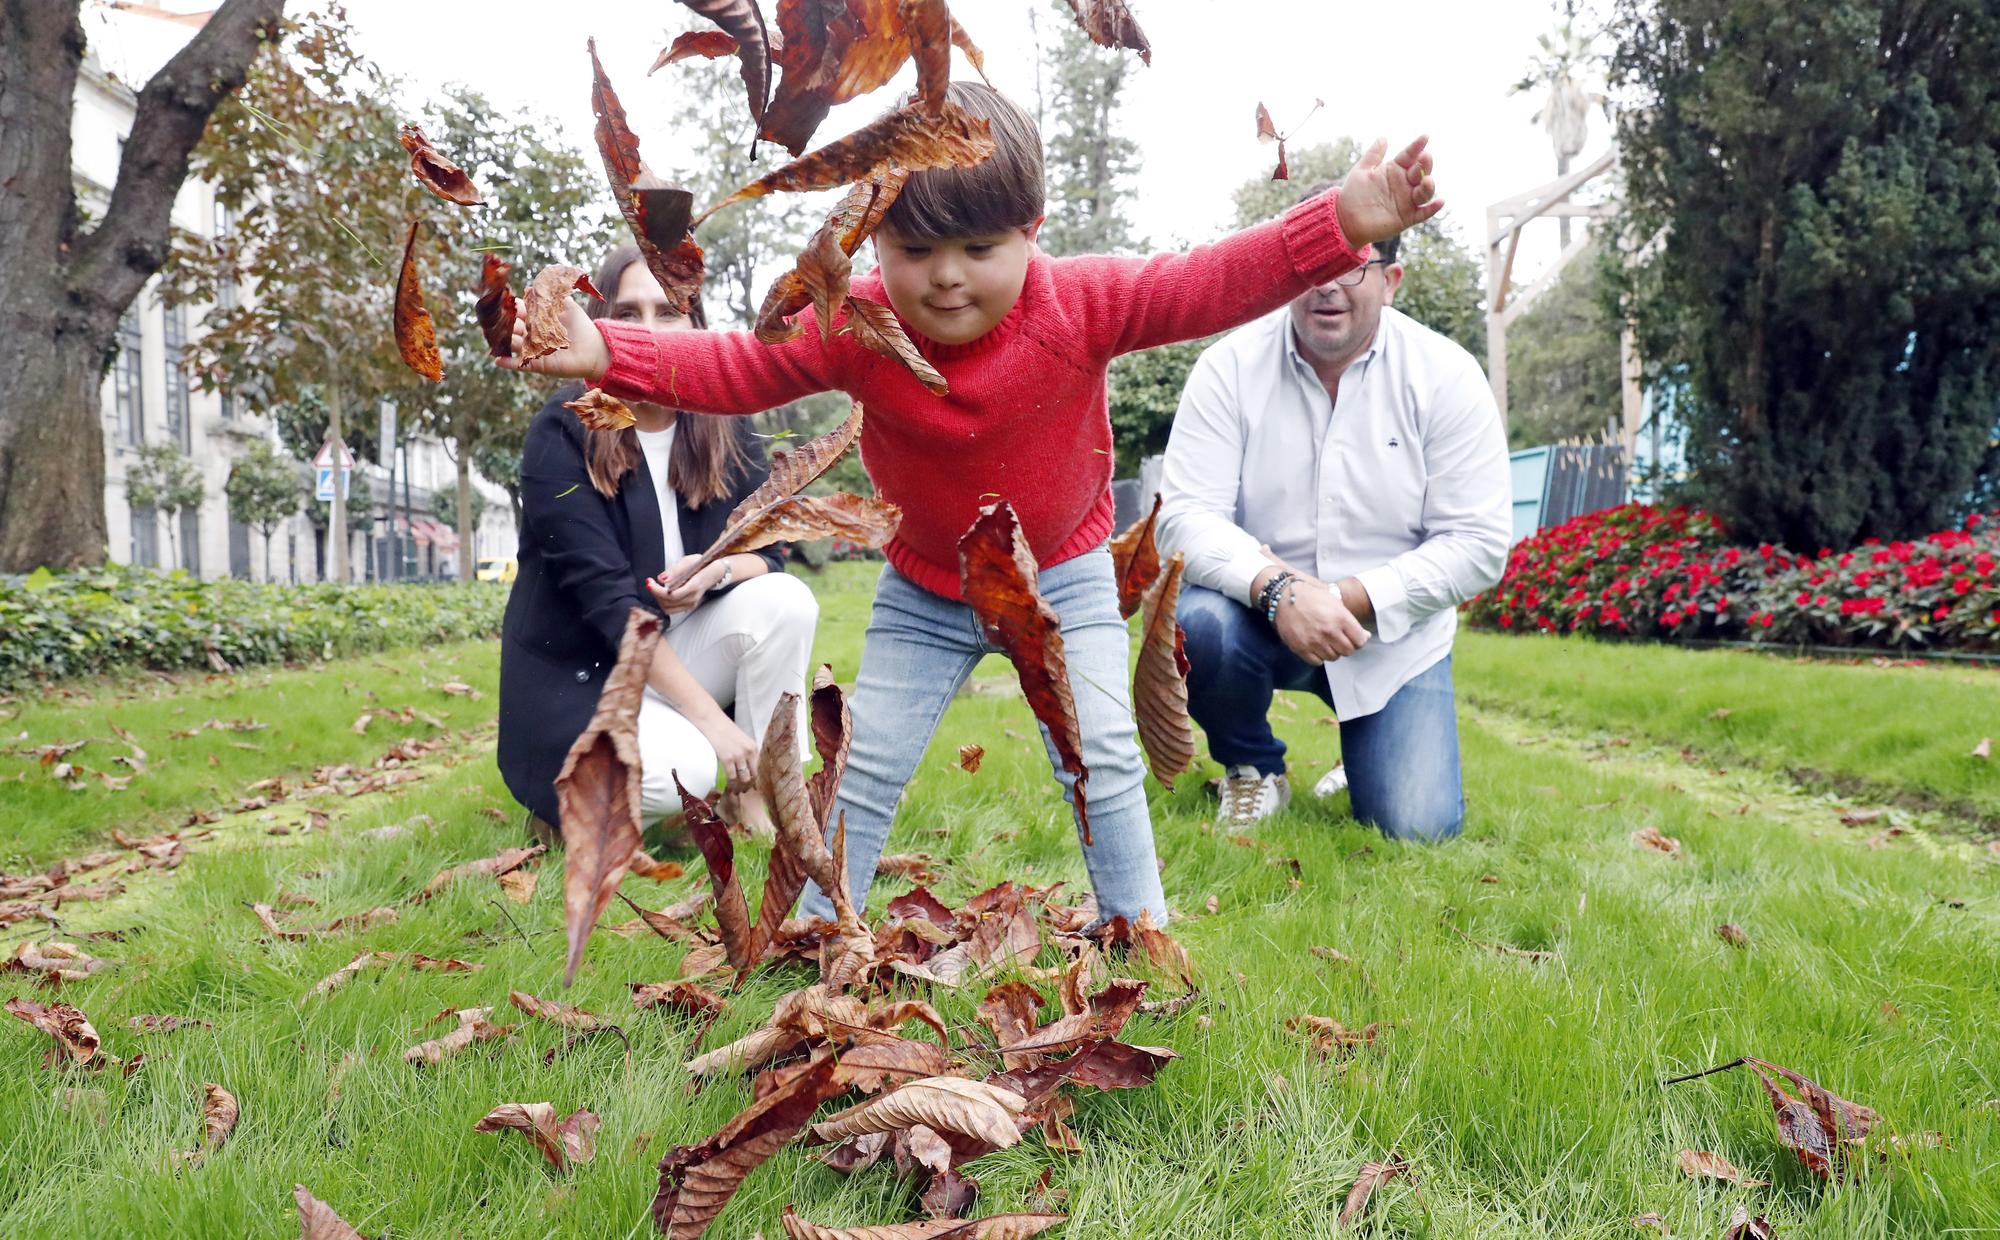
xmin=882 ymin=81 xmax=1045 ymax=240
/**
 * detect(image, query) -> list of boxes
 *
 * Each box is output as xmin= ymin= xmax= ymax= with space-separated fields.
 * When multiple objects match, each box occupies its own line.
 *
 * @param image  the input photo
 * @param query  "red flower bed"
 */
xmin=1463 ymin=504 xmax=2000 ymax=652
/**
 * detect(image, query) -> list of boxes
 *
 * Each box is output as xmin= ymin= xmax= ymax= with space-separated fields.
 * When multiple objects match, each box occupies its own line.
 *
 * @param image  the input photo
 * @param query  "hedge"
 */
xmin=1463 ymin=503 xmax=2000 ymax=652
xmin=0 ymin=566 xmax=507 ymax=688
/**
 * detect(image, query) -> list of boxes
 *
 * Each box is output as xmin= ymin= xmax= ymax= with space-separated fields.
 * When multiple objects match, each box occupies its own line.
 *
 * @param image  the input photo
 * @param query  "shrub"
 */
xmin=1465 ymin=505 xmax=2000 ymax=652
xmin=0 ymin=566 xmax=506 ymax=687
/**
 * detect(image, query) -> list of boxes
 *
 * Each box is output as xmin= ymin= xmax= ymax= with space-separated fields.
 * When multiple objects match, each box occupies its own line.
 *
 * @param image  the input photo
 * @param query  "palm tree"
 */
xmin=1512 ymin=20 xmax=1607 ymax=245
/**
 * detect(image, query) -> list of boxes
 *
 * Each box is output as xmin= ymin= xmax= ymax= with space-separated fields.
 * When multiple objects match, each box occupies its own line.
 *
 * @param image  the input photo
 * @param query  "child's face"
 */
xmin=873 ymin=221 xmax=1040 ymax=346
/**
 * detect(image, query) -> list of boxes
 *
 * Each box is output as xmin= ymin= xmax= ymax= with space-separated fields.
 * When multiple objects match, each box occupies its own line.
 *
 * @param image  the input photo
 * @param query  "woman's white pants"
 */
xmin=636 ymin=572 xmax=818 ymax=818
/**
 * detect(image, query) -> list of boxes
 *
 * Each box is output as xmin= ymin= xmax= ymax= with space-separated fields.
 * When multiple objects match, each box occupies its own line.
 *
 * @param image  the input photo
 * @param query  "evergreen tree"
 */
xmin=1038 ymin=0 xmax=1140 ymax=257
xmin=1613 ymin=0 xmax=2000 ymax=547
xmin=430 ymin=482 xmax=488 ymax=534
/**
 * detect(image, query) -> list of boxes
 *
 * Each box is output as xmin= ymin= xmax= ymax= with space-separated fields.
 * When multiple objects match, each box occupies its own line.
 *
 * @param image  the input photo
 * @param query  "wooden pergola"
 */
xmin=1484 ymin=149 xmax=1645 ymax=455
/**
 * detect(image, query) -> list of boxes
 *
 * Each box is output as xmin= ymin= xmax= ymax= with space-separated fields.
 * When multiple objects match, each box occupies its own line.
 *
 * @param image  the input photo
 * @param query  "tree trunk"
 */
xmin=1556 ymin=152 xmax=1573 ymax=249
xmin=328 ymin=378 xmax=348 ymax=583
xmin=0 ymin=0 xmax=285 ymax=573
xmin=454 ymin=443 xmax=475 ymax=582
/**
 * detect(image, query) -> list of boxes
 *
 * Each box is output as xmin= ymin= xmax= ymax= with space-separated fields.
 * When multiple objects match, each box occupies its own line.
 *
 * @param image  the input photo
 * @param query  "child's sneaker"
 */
xmin=1216 ymin=764 xmax=1290 ymax=831
xmin=1312 ymin=763 xmax=1349 ymax=798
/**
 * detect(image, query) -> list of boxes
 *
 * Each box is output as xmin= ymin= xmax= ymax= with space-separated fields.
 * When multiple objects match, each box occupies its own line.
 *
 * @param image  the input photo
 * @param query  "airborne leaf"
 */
xmin=563 ymin=386 xmax=636 ymax=432
xmin=519 ymin=265 xmax=602 ymax=363
xmin=1107 ymin=494 xmax=1162 ymax=619
xmin=555 ymin=609 xmax=664 ymax=985
xmin=1063 ymin=0 xmax=1152 ymax=64
xmin=652 ymin=29 xmax=742 ymax=73
xmin=590 ymin=39 xmax=707 ymax=315
xmin=959 ymin=502 xmax=1090 ymax=843
xmin=727 ymin=402 xmax=864 ymax=528
xmin=1133 ymin=553 xmax=1194 ymax=787
xmin=684 ymin=776 xmax=756 ymax=970
xmin=703 ymin=102 xmax=995 ymax=222
xmin=393 ymin=220 xmax=442 ymax=383
xmin=670 ymin=0 xmax=772 ymax=123
xmin=398 ymin=123 xmax=482 ymax=205
xmin=475 ymin=254 xmax=518 ymax=359
xmin=844 ymin=295 xmax=949 ymax=396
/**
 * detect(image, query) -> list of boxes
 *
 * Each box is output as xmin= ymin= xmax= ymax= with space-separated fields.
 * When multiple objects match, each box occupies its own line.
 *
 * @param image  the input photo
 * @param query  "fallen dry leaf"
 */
xmin=1665 ymin=1056 xmax=1877 ymax=1180
xmin=1972 ymin=736 xmax=1991 ymax=760
xmin=8 ymin=940 xmax=111 ymax=982
xmin=178 ymin=1081 xmax=239 ymax=1165
xmin=655 ymin=1056 xmax=845 ymax=1238
xmin=1063 ymin=0 xmax=1152 ymax=65
xmin=410 ymin=844 xmax=545 ymax=904
xmin=1336 ymin=1153 xmax=1409 ymax=1228
xmin=393 ymin=220 xmax=441 ymax=383
xmin=960 ymin=502 xmax=1089 ymax=844
xmin=1631 ymin=1213 xmax=1667 ymax=1232
xmin=1631 ymin=826 xmax=1682 ymax=856
xmin=404 ymin=1006 xmax=516 ymax=1067
xmin=566 ymin=388 xmax=637 ymax=432
xmin=473 ymin=1102 xmax=600 ymax=1170
xmin=295 ymin=1184 xmax=367 ymax=1239
xmin=129 ymin=1014 xmax=211 ymax=1035
xmin=1723 ymin=1205 xmax=1773 ymax=1240
xmin=1676 ymin=1148 xmax=1766 ymax=1186
xmin=1133 ymin=552 xmax=1194 ymax=787
xmin=779 ymin=1208 xmax=1067 ymax=1239
xmin=957 ymin=744 xmax=985 ymax=773
xmin=6 ymin=996 xmax=104 ymax=1066
xmin=398 ymin=122 xmax=482 ymax=205
xmin=509 ymin=989 xmax=608 ymax=1032
xmin=556 ymin=609 xmax=663 ymax=985
xmin=1716 ymin=923 xmax=1749 ymax=947
xmin=810 ymin=1075 xmax=1026 ymax=1151
xmin=499 ymin=869 xmax=538 ymax=903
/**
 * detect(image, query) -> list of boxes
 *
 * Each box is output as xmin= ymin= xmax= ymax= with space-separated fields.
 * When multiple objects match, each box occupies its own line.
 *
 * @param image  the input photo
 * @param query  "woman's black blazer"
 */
xmin=497 ymin=384 xmax=784 ymax=826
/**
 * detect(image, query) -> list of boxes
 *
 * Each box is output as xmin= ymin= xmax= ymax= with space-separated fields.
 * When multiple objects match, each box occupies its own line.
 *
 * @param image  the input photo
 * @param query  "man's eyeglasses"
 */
xmin=1328 ymin=258 xmax=1391 ymax=289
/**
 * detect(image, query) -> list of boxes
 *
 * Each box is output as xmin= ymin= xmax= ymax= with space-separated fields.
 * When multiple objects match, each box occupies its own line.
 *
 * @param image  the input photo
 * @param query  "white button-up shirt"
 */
xmin=1157 ymin=305 xmax=1512 ymax=719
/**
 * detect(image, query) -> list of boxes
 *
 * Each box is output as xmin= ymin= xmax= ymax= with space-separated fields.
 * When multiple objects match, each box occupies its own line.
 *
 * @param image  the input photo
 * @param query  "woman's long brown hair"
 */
xmin=580 ymin=244 xmax=747 ymax=507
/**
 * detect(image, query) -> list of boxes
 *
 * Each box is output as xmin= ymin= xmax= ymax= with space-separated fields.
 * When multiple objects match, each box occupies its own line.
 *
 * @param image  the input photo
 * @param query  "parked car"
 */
xmin=476 ymin=556 xmax=517 ymax=584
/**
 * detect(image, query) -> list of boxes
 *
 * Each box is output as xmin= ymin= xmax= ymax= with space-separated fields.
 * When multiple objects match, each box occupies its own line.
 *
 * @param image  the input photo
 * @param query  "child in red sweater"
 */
xmin=502 ymin=82 xmax=1439 ymax=925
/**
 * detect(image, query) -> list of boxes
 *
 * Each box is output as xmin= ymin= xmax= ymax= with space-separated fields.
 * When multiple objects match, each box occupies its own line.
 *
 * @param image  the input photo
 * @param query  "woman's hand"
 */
xmin=1334 ymin=135 xmax=1442 ymax=246
xmin=692 ymin=711 xmax=758 ymax=787
xmin=494 ymin=297 xmax=610 ymax=381
xmin=648 ymin=554 xmax=720 ymax=615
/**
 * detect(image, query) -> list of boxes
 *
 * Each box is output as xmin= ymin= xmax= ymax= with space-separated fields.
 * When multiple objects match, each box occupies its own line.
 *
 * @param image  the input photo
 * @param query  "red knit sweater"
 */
xmin=595 ymin=190 xmax=1367 ymax=599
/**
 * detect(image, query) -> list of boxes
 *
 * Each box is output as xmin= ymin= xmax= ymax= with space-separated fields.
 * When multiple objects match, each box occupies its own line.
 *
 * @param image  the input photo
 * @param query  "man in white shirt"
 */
xmin=1157 ymin=213 xmax=1512 ymax=837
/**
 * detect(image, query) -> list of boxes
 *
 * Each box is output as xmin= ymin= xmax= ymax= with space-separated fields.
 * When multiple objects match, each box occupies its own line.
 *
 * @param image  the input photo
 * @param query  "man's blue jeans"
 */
xmin=801 ymin=549 xmax=1169 ymax=924
xmin=1176 ymin=584 xmax=1465 ymax=842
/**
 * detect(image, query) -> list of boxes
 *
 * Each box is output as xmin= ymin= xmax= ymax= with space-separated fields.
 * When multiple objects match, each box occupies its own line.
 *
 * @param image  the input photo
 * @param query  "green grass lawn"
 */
xmin=2 ymin=563 xmax=1995 ymax=1238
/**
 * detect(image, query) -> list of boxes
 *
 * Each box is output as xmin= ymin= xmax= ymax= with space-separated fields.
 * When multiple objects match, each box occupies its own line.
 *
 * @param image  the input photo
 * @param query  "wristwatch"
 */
xmin=713 ymin=559 xmax=734 ymax=593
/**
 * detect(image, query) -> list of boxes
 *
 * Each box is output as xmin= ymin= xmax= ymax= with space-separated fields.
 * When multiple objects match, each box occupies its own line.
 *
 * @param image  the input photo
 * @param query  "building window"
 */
xmin=180 ymin=508 xmax=201 ymax=576
xmin=130 ymin=502 xmax=158 ymax=568
xmin=164 ymin=304 xmax=190 ymax=450
xmin=115 ymin=307 xmax=144 ymax=446
xmin=220 ymin=391 xmax=236 ymax=421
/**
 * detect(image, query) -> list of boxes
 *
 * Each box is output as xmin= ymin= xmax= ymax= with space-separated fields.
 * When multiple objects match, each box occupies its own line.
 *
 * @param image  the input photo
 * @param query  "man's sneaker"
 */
xmin=1216 ymin=764 xmax=1291 ymax=831
xmin=1312 ymin=763 xmax=1350 ymax=798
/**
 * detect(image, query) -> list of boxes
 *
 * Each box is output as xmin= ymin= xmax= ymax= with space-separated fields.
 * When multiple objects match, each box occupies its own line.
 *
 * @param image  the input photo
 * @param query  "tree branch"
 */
xmin=69 ymin=0 xmax=286 ymax=313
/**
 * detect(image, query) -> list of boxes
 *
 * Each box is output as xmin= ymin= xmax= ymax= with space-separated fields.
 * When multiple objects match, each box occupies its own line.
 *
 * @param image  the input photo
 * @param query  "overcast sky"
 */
xmin=330 ymin=0 xmax=1601 ymax=278
xmin=89 ymin=1 xmax=1608 ymax=295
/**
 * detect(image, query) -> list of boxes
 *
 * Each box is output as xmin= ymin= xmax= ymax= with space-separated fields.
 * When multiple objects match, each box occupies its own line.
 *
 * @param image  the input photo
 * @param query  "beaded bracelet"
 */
xmin=1259 ymin=571 xmax=1297 ymax=623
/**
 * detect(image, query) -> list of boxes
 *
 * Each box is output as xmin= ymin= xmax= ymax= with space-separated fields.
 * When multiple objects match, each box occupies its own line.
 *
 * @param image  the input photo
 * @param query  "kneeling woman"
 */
xmin=498 ymin=244 xmax=818 ymax=836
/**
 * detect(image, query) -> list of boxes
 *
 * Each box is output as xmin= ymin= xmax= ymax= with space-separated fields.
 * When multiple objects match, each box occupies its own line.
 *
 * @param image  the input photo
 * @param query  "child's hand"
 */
xmin=1334 ymin=135 xmax=1442 ymax=246
xmin=493 ymin=297 xmax=610 ymax=381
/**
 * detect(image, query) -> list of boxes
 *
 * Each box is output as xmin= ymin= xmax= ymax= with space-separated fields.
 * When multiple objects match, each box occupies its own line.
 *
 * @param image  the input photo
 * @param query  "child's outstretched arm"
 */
xmin=496 ymin=294 xmax=839 ymax=415
xmin=1071 ymin=135 xmax=1442 ymax=358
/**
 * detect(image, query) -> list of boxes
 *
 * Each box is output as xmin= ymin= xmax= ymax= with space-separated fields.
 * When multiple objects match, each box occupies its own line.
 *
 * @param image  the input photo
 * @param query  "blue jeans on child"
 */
xmin=800 ymin=548 xmax=1169 ymax=924
xmin=1176 ymin=584 xmax=1465 ymax=842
